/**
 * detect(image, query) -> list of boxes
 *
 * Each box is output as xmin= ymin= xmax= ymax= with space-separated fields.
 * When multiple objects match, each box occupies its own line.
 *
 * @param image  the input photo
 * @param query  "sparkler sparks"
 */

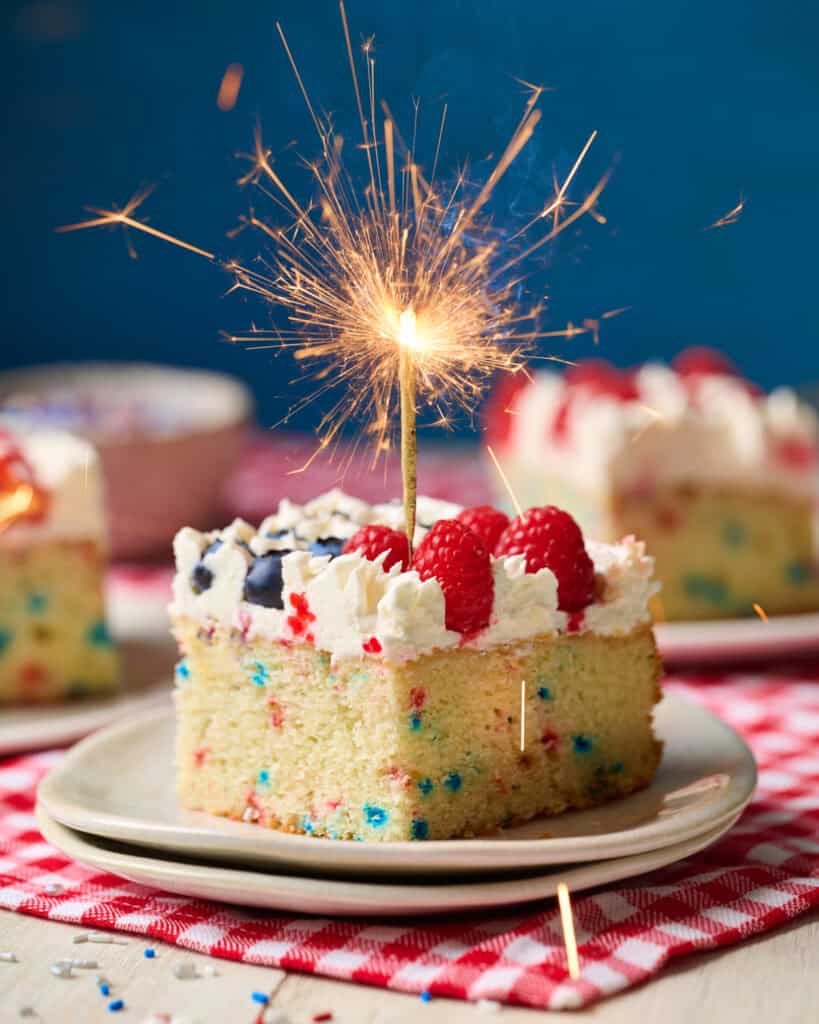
xmin=217 ymin=63 xmax=244 ymax=112
xmin=486 ymin=445 xmax=523 ymax=516
xmin=520 ymin=679 xmax=526 ymax=751
xmin=705 ymin=194 xmax=745 ymax=230
xmin=58 ymin=2 xmax=610 ymax=516
xmin=753 ymin=602 xmax=769 ymax=623
xmin=556 ymin=882 xmax=581 ymax=980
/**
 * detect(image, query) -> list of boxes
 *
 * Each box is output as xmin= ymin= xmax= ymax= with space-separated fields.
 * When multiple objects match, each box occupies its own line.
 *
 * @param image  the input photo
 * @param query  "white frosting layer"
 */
xmin=170 ymin=490 xmax=659 ymax=663
xmin=0 ymin=425 xmax=106 ymax=546
xmin=502 ymin=364 xmax=819 ymax=501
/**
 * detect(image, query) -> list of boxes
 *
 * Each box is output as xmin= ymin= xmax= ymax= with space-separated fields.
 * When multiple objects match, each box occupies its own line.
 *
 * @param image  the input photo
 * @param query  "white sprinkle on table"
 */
xmin=0 ymin=951 xmax=19 ymax=963
xmin=172 ymin=960 xmax=200 ymax=980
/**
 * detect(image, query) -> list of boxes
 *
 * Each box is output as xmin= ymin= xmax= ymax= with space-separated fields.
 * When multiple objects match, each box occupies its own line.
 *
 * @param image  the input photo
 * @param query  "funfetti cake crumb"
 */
xmin=0 ymin=425 xmax=118 ymax=703
xmin=171 ymin=490 xmax=662 ymax=842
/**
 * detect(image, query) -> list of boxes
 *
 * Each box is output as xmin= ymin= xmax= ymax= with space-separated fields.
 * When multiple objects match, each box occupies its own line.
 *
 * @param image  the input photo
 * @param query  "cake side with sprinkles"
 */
xmin=171 ymin=490 xmax=662 ymax=841
xmin=0 ymin=426 xmax=118 ymax=703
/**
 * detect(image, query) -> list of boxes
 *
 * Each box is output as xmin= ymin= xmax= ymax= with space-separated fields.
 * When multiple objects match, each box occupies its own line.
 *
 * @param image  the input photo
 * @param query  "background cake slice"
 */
xmin=171 ymin=491 xmax=661 ymax=841
xmin=486 ymin=348 xmax=819 ymax=621
xmin=0 ymin=426 xmax=118 ymax=702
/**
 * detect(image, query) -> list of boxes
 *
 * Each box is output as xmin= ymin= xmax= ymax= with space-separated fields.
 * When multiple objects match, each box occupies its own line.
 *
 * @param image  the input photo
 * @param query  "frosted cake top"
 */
xmin=171 ymin=488 xmax=659 ymax=664
xmin=486 ymin=349 xmax=819 ymax=500
xmin=0 ymin=424 xmax=105 ymax=545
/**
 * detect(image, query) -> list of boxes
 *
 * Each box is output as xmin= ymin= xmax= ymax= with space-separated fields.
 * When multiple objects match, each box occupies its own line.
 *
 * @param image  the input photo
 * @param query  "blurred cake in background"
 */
xmin=0 ymin=363 xmax=252 ymax=559
xmin=485 ymin=348 xmax=819 ymax=621
xmin=0 ymin=426 xmax=118 ymax=702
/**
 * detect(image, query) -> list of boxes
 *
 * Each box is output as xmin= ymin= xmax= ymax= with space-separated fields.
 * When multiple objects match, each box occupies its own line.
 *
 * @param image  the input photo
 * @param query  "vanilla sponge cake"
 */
xmin=0 ymin=427 xmax=117 ymax=702
xmin=486 ymin=349 xmax=819 ymax=621
xmin=171 ymin=491 xmax=662 ymax=841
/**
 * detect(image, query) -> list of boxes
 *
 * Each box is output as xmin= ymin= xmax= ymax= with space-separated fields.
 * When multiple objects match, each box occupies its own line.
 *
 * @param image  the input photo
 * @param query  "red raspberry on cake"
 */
xmin=456 ymin=505 xmax=509 ymax=552
xmin=413 ymin=519 xmax=494 ymax=635
xmin=495 ymin=506 xmax=595 ymax=612
xmin=672 ymin=346 xmax=738 ymax=378
xmin=343 ymin=524 xmax=410 ymax=572
xmin=565 ymin=359 xmax=639 ymax=402
xmin=483 ymin=370 xmax=529 ymax=446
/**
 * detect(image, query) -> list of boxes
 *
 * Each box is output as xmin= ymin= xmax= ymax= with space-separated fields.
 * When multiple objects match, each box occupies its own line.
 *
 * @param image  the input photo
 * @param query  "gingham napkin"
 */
xmin=2 ymin=668 xmax=819 ymax=1010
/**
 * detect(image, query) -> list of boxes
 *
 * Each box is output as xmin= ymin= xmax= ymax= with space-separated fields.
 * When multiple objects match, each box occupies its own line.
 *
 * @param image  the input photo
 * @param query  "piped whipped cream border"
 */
xmin=170 ymin=490 xmax=659 ymax=664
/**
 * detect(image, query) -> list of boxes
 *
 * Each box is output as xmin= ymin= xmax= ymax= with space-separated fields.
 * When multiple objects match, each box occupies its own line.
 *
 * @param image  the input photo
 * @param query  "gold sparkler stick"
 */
xmin=398 ymin=309 xmax=418 ymax=551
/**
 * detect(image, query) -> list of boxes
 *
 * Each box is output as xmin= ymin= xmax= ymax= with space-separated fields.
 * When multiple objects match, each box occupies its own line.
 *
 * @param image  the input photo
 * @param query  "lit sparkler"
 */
xmin=58 ymin=2 xmax=609 ymax=543
xmin=752 ymin=602 xmax=769 ymax=623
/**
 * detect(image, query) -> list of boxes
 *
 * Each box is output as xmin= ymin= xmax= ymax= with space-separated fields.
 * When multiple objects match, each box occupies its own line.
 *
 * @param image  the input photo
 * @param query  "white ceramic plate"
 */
xmin=655 ymin=610 xmax=819 ymax=664
xmin=0 ymin=639 xmax=174 ymax=756
xmin=37 ymin=693 xmax=756 ymax=878
xmin=36 ymin=805 xmax=739 ymax=917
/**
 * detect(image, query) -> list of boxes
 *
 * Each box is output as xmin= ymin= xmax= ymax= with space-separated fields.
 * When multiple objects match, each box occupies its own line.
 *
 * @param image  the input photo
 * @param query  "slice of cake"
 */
xmin=486 ymin=348 xmax=819 ymax=621
xmin=171 ymin=490 xmax=662 ymax=841
xmin=0 ymin=425 xmax=118 ymax=702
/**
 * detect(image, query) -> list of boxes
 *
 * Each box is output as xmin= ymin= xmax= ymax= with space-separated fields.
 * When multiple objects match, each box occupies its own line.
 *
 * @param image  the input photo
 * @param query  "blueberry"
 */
xmin=309 ymin=536 xmax=345 ymax=558
xmin=244 ymin=551 xmax=292 ymax=608
xmin=191 ymin=540 xmax=222 ymax=594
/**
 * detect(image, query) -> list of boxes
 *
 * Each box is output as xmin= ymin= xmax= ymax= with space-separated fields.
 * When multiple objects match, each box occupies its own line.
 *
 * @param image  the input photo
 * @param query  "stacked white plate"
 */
xmin=36 ymin=691 xmax=757 ymax=916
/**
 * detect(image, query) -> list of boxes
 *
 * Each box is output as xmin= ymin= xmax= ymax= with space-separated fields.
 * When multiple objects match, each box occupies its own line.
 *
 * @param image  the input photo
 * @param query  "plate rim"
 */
xmin=655 ymin=609 xmax=819 ymax=662
xmin=35 ymin=804 xmax=740 ymax=916
xmin=37 ymin=692 xmax=757 ymax=873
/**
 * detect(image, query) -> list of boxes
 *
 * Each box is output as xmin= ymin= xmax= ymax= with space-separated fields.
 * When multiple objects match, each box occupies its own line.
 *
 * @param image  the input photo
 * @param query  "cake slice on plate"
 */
xmin=0 ymin=426 xmax=118 ymax=702
xmin=486 ymin=348 xmax=819 ymax=621
xmin=171 ymin=491 xmax=662 ymax=842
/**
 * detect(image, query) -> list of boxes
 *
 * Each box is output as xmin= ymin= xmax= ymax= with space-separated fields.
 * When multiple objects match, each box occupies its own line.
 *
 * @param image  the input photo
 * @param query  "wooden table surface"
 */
xmin=2 ymin=907 xmax=818 ymax=1023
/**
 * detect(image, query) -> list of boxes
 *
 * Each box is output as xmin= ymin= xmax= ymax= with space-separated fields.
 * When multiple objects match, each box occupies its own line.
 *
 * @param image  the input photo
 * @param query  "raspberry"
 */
xmin=342 ymin=524 xmax=410 ymax=572
xmin=456 ymin=505 xmax=510 ymax=551
xmin=494 ymin=506 xmax=595 ymax=612
xmin=483 ymin=371 xmax=529 ymax=446
xmin=565 ymin=360 xmax=639 ymax=402
xmin=672 ymin=346 xmax=737 ymax=377
xmin=413 ymin=519 xmax=494 ymax=635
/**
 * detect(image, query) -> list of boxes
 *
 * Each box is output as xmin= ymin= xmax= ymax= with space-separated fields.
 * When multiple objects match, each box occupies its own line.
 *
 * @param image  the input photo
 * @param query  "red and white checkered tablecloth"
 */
xmin=2 ymin=668 xmax=819 ymax=1011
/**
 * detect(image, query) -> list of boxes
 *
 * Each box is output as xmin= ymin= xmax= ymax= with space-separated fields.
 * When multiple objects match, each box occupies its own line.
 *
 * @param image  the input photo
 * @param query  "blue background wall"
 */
xmin=3 ymin=0 xmax=818 ymax=429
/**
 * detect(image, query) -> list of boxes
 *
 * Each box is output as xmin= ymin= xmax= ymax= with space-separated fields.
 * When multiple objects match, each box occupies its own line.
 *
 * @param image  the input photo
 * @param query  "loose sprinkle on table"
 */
xmin=56 ymin=958 xmax=98 ymax=970
xmin=74 ymin=931 xmax=128 ymax=945
xmin=108 ymin=998 xmax=125 ymax=1012
xmin=420 ymin=990 xmax=432 ymax=1002
xmin=144 ymin=948 xmax=157 ymax=959
xmin=313 ymin=1013 xmax=333 ymax=1022
xmin=99 ymin=983 xmax=111 ymax=997
xmin=0 ymin=951 xmax=19 ymax=963
xmin=476 ymin=999 xmax=501 ymax=1013
xmin=173 ymin=961 xmax=200 ymax=980
xmin=49 ymin=963 xmax=73 ymax=978
xmin=251 ymin=991 xmax=270 ymax=1005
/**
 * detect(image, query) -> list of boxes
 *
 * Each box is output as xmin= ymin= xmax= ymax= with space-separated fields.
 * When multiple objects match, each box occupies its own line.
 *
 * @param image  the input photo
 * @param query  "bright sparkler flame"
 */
xmin=57 ymin=2 xmax=611 ymax=465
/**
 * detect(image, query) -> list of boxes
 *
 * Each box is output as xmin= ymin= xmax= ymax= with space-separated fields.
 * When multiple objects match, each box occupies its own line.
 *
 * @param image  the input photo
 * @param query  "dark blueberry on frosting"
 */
xmin=244 ymin=550 xmax=292 ymax=609
xmin=191 ymin=540 xmax=222 ymax=594
xmin=267 ymin=529 xmax=291 ymax=540
xmin=309 ymin=537 xmax=345 ymax=558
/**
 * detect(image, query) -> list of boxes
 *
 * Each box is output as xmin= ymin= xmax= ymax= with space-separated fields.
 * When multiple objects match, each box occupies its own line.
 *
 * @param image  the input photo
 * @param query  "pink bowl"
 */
xmin=0 ymin=363 xmax=253 ymax=559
